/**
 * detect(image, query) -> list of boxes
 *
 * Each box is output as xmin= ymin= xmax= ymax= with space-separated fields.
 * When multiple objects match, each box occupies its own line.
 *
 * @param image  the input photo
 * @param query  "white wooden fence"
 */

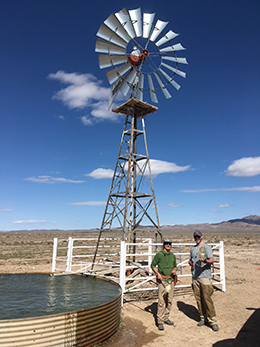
xmin=52 ymin=237 xmax=226 ymax=300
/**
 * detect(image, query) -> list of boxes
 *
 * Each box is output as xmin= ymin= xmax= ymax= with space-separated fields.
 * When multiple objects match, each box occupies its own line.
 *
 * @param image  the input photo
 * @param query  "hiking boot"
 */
xmin=211 ymin=324 xmax=219 ymax=332
xmin=164 ymin=319 xmax=174 ymax=326
xmin=158 ymin=323 xmax=164 ymax=330
xmin=197 ymin=319 xmax=205 ymax=327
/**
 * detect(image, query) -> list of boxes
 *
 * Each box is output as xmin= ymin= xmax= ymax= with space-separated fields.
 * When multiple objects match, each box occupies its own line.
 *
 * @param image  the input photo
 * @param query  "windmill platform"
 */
xmin=112 ymin=98 xmax=158 ymax=118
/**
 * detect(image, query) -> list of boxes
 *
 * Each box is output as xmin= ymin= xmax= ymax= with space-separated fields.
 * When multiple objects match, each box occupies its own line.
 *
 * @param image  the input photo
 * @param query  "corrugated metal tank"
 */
xmin=0 ymin=278 xmax=122 ymax=347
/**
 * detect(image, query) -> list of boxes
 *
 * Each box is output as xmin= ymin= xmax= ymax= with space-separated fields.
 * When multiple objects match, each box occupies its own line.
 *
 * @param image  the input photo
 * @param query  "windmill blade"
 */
xmin=108 ymin=79 xmax=120 ymax=110
xmin=153 ymin=72 xmax=172 ymax=98
xmin=161 ymin=62 xmax=186 ymax=78
xmin=159 ymin=43 xmax=186 ymax=53
xmin=129 ymin=8 xmax=142 ymax=37
xmin=135 ymin=72 xmax=144 ymax=101
xmin=97 ymin=23 xmax=128 ymax=48
xmin=159 ymin=68 xmax=181 ymax=90
xmin=119 ymin=69 xmax=137 ymax=96
xmin=106 ymin=63 xmax=131 ymax=85
xmin=95 ymin=37 xmax=126 ymax=55
xmin=143 ymin=13 xmax=155 ymax=38
xmin=98 ymin=54 xmax=128 ymax=69
xmin=115 ymin=8 xmax=136 ymax=39
xmin=104 ymin=13 xmax=132 ymax=43
xmin=147 ymin=74 xmax=158 ymax=103
xmin=155 ymin=30 xmax=179 ymax=47
xmin=149 ymin=20 xmax=169 ymax=42
xmin=162 ymin=56 xmax=188 ymax=65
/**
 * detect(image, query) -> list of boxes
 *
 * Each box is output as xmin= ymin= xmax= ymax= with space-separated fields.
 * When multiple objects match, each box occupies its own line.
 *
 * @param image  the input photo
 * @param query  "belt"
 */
xmin=161 ymin=274 xmax=177 ymax=285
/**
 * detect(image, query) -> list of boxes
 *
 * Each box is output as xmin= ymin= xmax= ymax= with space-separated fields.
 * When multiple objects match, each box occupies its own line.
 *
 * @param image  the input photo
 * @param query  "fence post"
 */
xmin=119 ymin=240 xmax=126 ymax=305
xmin=66 ymin=237 xmax=73 ymax=273
xmin=219 ymin=241 xmax=226 ymax=292
xmin=52 ymin=238 xmax=58 ymax=272
xmin=148 ymin=238 xmax=152 ymax=271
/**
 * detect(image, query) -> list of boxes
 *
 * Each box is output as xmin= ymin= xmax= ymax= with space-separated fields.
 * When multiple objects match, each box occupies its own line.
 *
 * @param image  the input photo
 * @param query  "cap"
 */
xmin=163 ymin=238 xmax=172 ymax=244
xmin=193 ymin=230 xmax=202 ymax=237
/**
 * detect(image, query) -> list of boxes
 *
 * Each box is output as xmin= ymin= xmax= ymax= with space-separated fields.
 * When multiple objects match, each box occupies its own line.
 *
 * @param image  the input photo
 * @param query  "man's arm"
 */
xmin=189 ymin=249 xmax=195 ymax=267
xmin=188 ymin=259 xmax=195 ymax=267
xmin=199 ymin=257 xmax=214 ymax=265
xmin=151 ymin=253 xmax=162 ymax=281
xmin=171 ymin=254 xmax=177 ymax=275
xmin=152 ymin=266 xmax=162 ymax=281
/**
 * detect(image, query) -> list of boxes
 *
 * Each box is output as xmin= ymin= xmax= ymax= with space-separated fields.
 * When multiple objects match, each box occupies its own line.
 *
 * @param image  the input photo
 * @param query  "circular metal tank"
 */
xmin=0 ymin=274 xmax=122 ymax=347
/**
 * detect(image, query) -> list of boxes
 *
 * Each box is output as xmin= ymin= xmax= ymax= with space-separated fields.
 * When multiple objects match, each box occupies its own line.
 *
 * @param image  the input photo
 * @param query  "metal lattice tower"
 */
xmin=92 ymin=99 xmax=162 ymax=265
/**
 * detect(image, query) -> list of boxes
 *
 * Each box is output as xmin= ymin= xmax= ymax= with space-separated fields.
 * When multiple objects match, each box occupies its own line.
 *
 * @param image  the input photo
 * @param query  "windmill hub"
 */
xmin=128 ymin=48 xmax=149 ymax=67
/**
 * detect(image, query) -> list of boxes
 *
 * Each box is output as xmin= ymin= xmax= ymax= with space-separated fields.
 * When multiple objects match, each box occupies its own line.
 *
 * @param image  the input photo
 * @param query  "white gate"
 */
xmin=52 ymin=237 xmax=226 ymax=300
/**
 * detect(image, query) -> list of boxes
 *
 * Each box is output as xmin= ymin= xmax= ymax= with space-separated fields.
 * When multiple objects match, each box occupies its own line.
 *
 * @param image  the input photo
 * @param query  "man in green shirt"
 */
xmin=151 ymin=238 xmax=177 ymax=330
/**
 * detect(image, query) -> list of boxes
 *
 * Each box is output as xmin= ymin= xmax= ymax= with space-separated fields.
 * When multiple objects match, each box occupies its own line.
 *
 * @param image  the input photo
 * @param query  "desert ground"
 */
xmin=0 ymin=231 xmax=259 ymax=347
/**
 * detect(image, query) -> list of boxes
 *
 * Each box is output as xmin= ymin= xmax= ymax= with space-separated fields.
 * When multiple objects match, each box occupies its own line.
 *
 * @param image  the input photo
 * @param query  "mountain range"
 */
xmin=2 ymin=215 xmax=260 ymax=233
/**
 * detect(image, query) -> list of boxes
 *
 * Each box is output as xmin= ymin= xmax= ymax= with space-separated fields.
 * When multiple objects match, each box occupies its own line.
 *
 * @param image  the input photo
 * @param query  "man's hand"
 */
xmin=157 ymin=273 xmax=162 ymax=281
xmin=188 ymin=259 xmax=195 ymax=267
xmin=171 ymin=269 xmax=177 ymax=276
xmin=199 ymin=257 xmax=214 ymax=265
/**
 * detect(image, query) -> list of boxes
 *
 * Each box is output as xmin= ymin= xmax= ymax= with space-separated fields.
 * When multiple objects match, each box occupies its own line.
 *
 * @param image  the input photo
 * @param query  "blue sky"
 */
xmin=1 ymin=0 xmax=260 ymax=231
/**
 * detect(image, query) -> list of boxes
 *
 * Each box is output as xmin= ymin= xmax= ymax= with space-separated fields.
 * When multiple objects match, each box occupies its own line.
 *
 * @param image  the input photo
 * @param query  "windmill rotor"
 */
xmin=95 ymin=7 xmax=188 ymax=104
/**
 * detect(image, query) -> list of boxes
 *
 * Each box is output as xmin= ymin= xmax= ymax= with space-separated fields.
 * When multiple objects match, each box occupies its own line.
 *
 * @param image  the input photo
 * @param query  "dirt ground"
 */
xmin=1 ymin=232 xmax=260 ymax=346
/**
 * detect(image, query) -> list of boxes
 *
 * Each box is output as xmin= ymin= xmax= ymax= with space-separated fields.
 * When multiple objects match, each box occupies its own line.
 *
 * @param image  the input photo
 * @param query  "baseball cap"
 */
xmin=193 ymin=230 xmax=202 ymax=237
xmin=163 ymin=238 xmax=172 ymax=244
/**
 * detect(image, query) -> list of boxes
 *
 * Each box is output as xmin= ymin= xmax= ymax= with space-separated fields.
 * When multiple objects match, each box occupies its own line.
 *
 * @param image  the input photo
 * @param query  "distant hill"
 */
xmin=226 ymin=215 xmax=260 ymax=225
xmin=160 ymin=215 xmax=260 ymax=233
xmin=137 ymin=215 xmax=260 ymax=234
xmin=2 ymin=215 xmax=260 ymax=233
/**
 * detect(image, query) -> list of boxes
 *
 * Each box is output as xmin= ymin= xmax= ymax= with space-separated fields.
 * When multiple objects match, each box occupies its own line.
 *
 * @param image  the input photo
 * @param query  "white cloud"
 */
xmin=223 ymin=186 xmax=260 ymax=192
xmin=218 ymin=204 xmax=232 ymax=208
xmin=13 ymin=220 xmax=56 ymax=225
xmin=25 ymin=176 xmax=85 ymax=184
xmin=48 ymin=71 xmax=121 ymax=124
xmin=226 ymin=156 xmax=260 ymax=177
xmin=85 ymin=168 xmax=114 ymax=179
xmin=81 ymin=116 xmax=94 ymax=126
xmin=150 ymin=159 xmax=190 ymax=175
xmin=181 ymin=186 xmax=260 ymax=193
xmin=66 ymin=201 xmax=106 ymax=206
xmin=168 ymin=203 xmax=183 ymax=208
xmin=86 ymin=160 xmax=190 ymax=180
xmin=0 ymin=208 xmax=13 ymax=212
xmin=181 ymin=188 xmax=218 ymax=193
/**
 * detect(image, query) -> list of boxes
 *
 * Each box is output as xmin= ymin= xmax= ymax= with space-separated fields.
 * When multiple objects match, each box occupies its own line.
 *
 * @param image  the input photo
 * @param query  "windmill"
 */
xmin=92 ymin=7 xmax=187 ymax=266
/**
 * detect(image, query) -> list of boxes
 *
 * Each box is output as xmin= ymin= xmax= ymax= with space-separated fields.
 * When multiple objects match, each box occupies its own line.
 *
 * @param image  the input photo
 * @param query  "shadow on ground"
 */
xmin=213 ymin=308 xmax=260 ymax=347
xmin=177 ymin=301 xmax=200 ymax=322
xmin=144 ymin=301 xmax=158 ymax=326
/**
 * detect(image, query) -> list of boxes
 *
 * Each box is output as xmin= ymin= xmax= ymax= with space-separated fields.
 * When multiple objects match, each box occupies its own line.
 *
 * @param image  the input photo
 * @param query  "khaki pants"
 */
xmin=157 ymin=281 xmax=174 ymax=324
xmin=192 ymin=277 xmax=218 ymax=325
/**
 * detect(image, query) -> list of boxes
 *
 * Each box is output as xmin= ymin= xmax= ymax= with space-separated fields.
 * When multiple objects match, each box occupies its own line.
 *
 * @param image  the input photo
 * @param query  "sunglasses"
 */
xmin=164 ymin=242 xmax=171 ymax=245
xmin=194 ymin=236 xmax=201 ymax=239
